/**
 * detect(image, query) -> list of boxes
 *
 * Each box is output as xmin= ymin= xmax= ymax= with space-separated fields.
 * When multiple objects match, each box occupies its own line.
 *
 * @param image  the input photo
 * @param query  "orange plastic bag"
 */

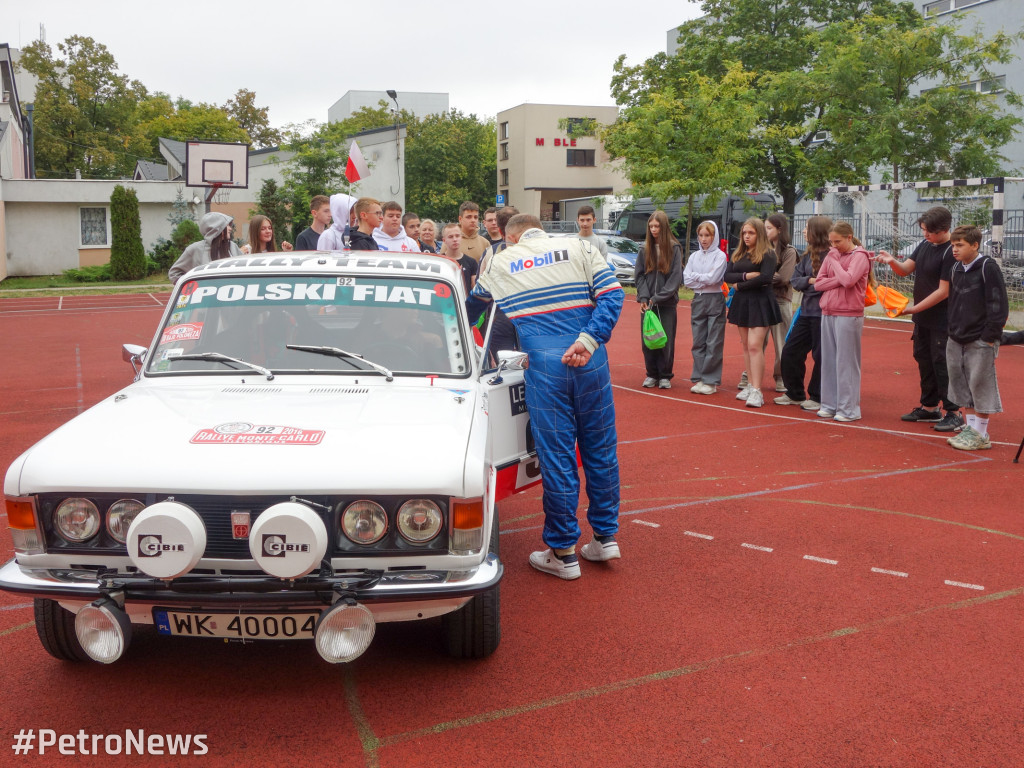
xmin=874 ymin=285 xmax=910 ymax=318
xmin=864 ymin=284 xmax=877 ymax=307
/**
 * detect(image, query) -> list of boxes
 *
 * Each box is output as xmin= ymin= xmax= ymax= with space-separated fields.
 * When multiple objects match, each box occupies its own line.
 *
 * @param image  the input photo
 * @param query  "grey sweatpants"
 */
xmin=689 ymin=292 xmax=727 ymax=385
xmin=820 ymin=314 xmax=864 ymax=420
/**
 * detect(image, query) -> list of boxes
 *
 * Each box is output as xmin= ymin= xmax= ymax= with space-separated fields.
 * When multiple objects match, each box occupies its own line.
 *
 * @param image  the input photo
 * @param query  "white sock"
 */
xmin=974 ymin=416 xmax=989 ymax=438
xmin=966 ymin=414 xmax=977 ymax=432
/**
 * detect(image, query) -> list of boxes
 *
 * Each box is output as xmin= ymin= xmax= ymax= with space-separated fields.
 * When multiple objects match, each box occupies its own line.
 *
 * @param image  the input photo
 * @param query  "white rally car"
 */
xmin=1 ymin=251 xmax=539 ymax=664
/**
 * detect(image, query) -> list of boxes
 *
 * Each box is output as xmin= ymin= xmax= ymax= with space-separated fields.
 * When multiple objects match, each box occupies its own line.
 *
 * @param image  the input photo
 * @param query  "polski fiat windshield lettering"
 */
xmin=193 ymin=255 xmax=443 ymax=273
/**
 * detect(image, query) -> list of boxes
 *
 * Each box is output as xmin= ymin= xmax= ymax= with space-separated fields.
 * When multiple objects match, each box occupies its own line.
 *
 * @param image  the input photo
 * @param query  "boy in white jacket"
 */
xmin=683 ymin=220 xmax=729 ymax=394
xmin=372 ymin=201 xmax=420 ymax=252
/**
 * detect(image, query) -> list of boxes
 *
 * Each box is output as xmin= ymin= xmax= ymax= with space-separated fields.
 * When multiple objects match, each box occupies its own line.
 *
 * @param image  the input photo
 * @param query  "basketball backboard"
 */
xmin=185 ymin=141 xmax=250 ymax=189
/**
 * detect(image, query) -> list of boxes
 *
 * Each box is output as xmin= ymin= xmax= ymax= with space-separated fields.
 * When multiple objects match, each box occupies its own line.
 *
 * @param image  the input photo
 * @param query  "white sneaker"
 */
xmin=833 ymin=414 xmax=861 ymax=423
xmin=745 ymin=388 xmax=764 ymax=407
xmin=816 ymin=408 xmax=835 ymax=419
xmin=642 ymin=377 xmax=657 ymax=388
xmin=774 ymin=394 xmax=800 ymax=406
xmin=658 ymin=379 xmax=671 ymax=389
xmin=690 ymin=382 xmax=702 ymax=393
xmin=580 ymin=538 xmax=621 ymax=562
xmin=529 ymin=549 xmax=581 ymax=580
xmin=736 ymin=387 xmax=751 ymax=401
xmin=775 ymin=378 xmax=787 ymax=392
xmin=696 ymin=383 xmax=717 ymax=395
xmin=800 ymin=399 xmax=821 ymax=411
xmin=737 ymin=373 xmax=749 ymax=389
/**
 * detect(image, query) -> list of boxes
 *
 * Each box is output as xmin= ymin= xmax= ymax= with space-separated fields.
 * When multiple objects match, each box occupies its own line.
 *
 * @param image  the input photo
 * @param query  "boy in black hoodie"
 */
xmin=945 ymin=225 xmax=1008 ymax=451
xmin=349 ymin=198 xmax=382 ymax=251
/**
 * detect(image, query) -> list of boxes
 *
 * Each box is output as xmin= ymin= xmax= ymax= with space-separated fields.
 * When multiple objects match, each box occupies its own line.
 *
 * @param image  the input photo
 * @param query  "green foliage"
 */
xmin=167 ymin=188 xmax=194 ymax=229
xmin=172 ymin=219 xmax=202 ymax=253
xmin=140 ymin=103 xmax=250 ymax=151
xmin=19 ymin=36 xmax=152 ymax=178
xmin=62 ymin=264 xmax=112 ymax=282
xmin=109 ymin=185 xmax=146 ymax=280
xmin=149 ymin=237 xmax=177 ymax=271
xmin=255 ymin=179 xmax=291 ymax=246
xmin=223 ymin=89 xmax=281 ymax=149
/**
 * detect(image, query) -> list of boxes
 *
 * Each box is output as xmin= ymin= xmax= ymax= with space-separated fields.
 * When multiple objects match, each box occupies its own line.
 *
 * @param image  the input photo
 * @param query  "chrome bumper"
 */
xmin=0 ymin=556 xmax=502 ymax=607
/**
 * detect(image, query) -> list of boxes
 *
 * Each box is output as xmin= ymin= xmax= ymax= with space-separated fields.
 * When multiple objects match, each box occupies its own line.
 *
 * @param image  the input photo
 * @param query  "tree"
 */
xmin=405 ymin=109 xmax=497 ymax=221
xmin=18 ymin=36 xmax=152 ymax=179
xmin=603 ymin=62 xmax=759 ymax=247
xmin=109 ymin=185 xmax=146 ymax=280
xmin=140 ymin=103 xmax=250 ymax=150
xmin=812 ymin=13 xmax=1022 ymax=224
xmin=224 ymin=89 xmax=282 ymax=149
xmin=612 ymin=0 xmax=915 ymax=213
xmin=167 ymin=188 xmax=194 ymax=229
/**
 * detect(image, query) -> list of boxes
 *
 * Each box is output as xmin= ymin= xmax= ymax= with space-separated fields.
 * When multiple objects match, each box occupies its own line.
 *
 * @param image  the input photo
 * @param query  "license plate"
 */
xmin=153 ymin=609 xmax=319 ymax=640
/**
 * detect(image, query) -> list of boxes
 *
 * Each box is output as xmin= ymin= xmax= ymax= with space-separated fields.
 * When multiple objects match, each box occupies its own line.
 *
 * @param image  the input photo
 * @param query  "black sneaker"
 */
xmin=933 ymin=411 xmax=964 ymax=432
xmin=901 ymin=406 xmax=941 ymax=422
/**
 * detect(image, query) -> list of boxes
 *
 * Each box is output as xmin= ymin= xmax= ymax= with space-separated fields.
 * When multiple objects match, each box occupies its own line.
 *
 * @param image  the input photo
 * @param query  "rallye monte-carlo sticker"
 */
xmin=190 ymin=422 xmax=325 ymax=445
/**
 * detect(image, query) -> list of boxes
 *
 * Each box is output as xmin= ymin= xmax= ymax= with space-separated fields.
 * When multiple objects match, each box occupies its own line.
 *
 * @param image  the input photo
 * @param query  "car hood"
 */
xmin=9 ymin=380 xmax=478 ymax=496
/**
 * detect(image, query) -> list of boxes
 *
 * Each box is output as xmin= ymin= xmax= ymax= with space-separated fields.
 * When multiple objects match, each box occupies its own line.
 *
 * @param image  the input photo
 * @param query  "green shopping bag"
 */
xmin=642 ymin=309 xmax=667 ymax=350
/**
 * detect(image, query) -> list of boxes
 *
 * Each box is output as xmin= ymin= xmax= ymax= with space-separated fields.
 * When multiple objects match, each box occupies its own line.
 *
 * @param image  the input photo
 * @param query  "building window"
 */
xmin=500 ymin=169 xmax=509 ymax=186
xmin=501 ymin=142 xmax=509 ymax=160
xmin=80 ymin=207 xmax=110 ymax=247
xmin=500 ymin=190 xmax=508 ymax=206
xmin=566 ymin=149 xmax=595 ymax=167
xmin=924 ymin=0 xmax=984 ymax=15
xmin=500 ymin=122 xmax=509 ymax=140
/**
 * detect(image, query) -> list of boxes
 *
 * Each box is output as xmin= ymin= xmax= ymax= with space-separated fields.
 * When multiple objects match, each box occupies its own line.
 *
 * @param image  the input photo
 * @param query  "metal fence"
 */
xmin=788 ymin=209 xmax=1024 ymax=329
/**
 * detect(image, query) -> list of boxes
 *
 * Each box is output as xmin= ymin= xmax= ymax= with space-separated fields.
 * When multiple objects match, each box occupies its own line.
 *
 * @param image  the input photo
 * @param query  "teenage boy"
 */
xmin=402 ymin=212 xmax=422 ymax=247
xmin=576 ymin=205 xmax=608 ymax=257
xmin=294 ymin=195 xmax=331 ymax=251
xmin=944 ymin=225 xmax=1008 ymax=451
xmin=373 ymin=201 xmax=419 ymax=252
xmin=349 ymin=198 xmax=382 ymax=251
xmin=482 ymin=207 xmax=503 ymax=246
xmin=439 ymin=222 xmax=479 ymax=294
xmin=877 ymin=206 xmax=962 ymax=432
xmin=458 ymin=202 xmax=492 ymax=263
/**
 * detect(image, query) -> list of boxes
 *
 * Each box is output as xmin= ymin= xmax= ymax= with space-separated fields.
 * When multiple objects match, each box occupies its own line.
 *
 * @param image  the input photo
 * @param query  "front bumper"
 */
xmin=0 ymin=555 xmax=502 ymax=608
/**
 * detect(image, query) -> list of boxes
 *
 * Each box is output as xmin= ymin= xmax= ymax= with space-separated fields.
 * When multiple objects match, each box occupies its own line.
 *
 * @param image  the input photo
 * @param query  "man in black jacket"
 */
xmin=349 ymin=198 xmax=382 ymax=251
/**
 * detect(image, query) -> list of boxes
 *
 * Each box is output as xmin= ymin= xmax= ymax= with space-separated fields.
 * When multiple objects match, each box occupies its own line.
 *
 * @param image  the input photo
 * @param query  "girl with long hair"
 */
xmin=245 ymin=215 xmax=293 ymax=254
xmin=634 ymin=210 xmax=683 ymax=388
xmin=723 ymin=217 xmax=781 ymax=408
xmin=682 ymin=220 xmax=728 ymax=394
xmin=813 ymin=220 xmax=872 ymax=422
xmin=775 ymin=216 xmax=832 ymax=411
xmin=765 ymin=212 xmax=799 ymax=391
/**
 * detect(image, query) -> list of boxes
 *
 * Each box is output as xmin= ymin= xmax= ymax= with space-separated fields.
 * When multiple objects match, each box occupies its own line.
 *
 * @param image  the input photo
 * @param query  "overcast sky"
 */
xmin=6 ymin=0 xmax=704 ymax=130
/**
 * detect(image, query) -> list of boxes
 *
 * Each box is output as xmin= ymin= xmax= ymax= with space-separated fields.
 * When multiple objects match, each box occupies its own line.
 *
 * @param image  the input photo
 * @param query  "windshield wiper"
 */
xmin=286 ymin=344 xmax=394 ymax=381
xmin=173 ymin=352 xmax=275 ymax=381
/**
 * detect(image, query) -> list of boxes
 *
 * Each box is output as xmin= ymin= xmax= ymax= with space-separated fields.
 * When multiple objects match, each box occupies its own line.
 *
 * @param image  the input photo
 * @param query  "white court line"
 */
xmin=804 ymin=555 xmax=838 ymax=565
xmin=58 ymin=296 xmax=63 ymax=310
xmin=0 ymin=602 xmax=32 ymax=611
xmin=945 ymin=580 xmax=984 ymax=591
xmin=613 ymin=384 xmax=1019 ymax=447
xmin=684 ymin=531 xmax=714 ymax=540
xmin=147 ymin=293 xmax=165 ymax=306
xmin=871 ymin=567 xmax=909 ymax=578
xmin=742 ymin=543 xmax=774 ymax=553
xmin=632 ymin=520 xmax=660 ymax=528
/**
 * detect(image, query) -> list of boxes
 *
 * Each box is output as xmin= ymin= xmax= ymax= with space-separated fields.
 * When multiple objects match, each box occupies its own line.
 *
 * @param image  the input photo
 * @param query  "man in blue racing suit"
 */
xmin=467 ymin=214 xmax=624 ymax=580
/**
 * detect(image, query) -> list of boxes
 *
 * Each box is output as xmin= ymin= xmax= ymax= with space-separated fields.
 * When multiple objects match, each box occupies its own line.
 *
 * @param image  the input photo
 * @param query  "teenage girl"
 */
xmin=634 ymin=210 xmax=683 ymax=389
xmin=682 ymin=220 xmax=728 ymax=394
xmin=765 ymin=213 xmax=799 ymax=392
xmin=776 ymin=216 xmax=832 ymax=411
xmin=245 ymin=215 xmax=293 ymax=254
xmin=814 ymin=221 xmax=872 ymax=422
xmin=723 ymin=217 xmax=781 ymax=408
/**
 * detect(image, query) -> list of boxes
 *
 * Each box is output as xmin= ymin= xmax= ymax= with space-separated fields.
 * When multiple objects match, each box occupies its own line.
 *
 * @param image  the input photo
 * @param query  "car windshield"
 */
xmin=148 ymin=274 xmax=469 ymax=377
xmin=605 ymin=237 xmax=639 ymax=254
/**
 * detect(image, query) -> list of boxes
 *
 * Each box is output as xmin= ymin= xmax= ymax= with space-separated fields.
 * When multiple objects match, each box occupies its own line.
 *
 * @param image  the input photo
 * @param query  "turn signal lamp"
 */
xmin=450 ymin=498 xmax=484 ymax=554
xmin=6 ymin=497 xmax=44 ymax=555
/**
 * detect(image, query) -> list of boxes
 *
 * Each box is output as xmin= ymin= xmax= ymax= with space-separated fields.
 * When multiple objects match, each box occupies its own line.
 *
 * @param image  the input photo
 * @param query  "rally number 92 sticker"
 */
xmin=191 ymin=423 xmax=325 ymax=445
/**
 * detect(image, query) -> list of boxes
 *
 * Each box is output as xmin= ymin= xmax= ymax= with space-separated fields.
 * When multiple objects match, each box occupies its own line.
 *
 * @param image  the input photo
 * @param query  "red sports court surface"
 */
xmin=1 ymin=293 xmax=1022 ymax=767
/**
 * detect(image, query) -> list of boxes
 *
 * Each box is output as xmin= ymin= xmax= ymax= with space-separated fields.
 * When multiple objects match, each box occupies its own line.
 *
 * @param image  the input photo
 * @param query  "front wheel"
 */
xmin=442 ymin=509 xmax=501 ymax=658
xmin=34 ymin=599 xmax=89 ymax=662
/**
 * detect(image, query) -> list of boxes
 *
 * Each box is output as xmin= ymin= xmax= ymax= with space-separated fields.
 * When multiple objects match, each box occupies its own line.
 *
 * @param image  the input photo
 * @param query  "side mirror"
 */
xmin=122 ymin=344 xmax=147 ymax=377
xmin=496 ymin=350 xmax=528 ymax=370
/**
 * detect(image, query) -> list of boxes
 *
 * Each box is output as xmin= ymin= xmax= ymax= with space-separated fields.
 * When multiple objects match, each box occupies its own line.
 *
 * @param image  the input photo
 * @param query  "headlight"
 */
xmin=53 ymin=498 xmax=100 ymax=542
xmin=340 ymin=501 xmax=388 ymax=545
xmin=106 ymin=499 xmax=145 ymax=544
xmin=396 ymin=500 xmax=443 ymax=543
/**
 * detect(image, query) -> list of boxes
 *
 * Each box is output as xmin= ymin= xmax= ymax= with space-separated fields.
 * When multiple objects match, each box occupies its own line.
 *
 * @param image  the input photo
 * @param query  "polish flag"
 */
xmin=345 ymin=140 xmax=370 ymax=183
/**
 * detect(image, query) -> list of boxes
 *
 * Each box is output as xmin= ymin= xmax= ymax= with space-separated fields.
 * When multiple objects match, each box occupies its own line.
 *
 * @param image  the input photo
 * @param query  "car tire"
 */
xmin=34 ymin=599 xmax=90 ymax=662
xmin=442 ymin=510 xmax=501 ymax=659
